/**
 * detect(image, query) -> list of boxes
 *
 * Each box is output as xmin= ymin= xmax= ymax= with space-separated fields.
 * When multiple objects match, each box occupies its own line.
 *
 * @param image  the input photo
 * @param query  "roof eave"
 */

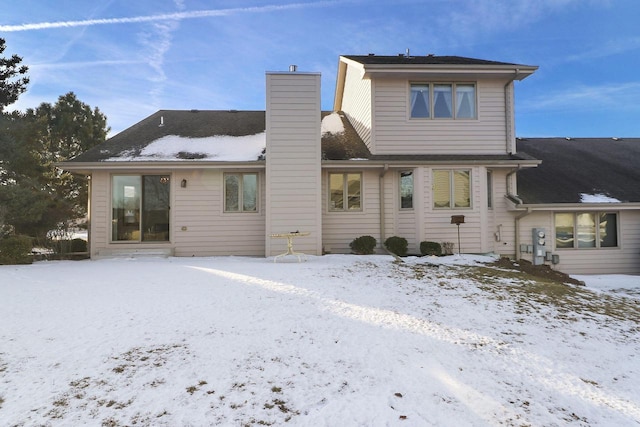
xmin=511 ymin=202 xmax=640 ymax=211
xmin=359 ymin=64 xmax=538 ymax=80
xmin=321 ymin=159 xmax=541 ymax=168
xmin=57 ymin=160 xmax=266 ymax=174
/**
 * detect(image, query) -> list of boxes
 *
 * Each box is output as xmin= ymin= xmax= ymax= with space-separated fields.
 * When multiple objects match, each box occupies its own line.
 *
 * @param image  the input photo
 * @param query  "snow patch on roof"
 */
xmin=580 ymin=193 xmax=620 ymax=203
xmin=321 ymin=112 xmax=345 ymax=135
xmin=108 ymin=133 xmax=266 ymax=161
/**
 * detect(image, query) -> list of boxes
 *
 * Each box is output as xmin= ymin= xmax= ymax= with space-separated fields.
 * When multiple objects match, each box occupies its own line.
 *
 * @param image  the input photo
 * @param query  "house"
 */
xmin=512 ymin=137 xmax=640 ymax=274
xmin=60 ymin=54 xmax=640 ymax=275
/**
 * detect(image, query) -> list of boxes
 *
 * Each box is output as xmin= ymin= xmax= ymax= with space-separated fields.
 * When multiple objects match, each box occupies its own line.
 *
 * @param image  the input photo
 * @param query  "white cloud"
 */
xmin=523 ymin=82 xmax=640 ymax=112
xmin=566 ymin=37 xmax=640 ymax=62
xmin=0 ymin=1 xmax=340 ymax=32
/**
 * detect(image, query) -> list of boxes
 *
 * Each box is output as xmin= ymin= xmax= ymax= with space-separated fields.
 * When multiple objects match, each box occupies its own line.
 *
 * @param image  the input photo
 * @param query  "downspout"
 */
xmin=379 ymin=164 xmax=389 ymax=250
xmin=514 ymin=207 xmax=532 ymax=261
xmin=506 ymin=165 xmax=529 ymax=260
xmin=504 ymin=69 xmax=521 ymax=154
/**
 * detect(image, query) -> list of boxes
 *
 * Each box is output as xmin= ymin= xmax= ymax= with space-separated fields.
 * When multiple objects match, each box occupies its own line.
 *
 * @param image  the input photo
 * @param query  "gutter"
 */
xmin=514 ymin=207 xmax=532 ymax=261
xmin=506 ymin=164 xmax=527 ymax=260
xmin=505 ymin=165 xmax=523 ymax=205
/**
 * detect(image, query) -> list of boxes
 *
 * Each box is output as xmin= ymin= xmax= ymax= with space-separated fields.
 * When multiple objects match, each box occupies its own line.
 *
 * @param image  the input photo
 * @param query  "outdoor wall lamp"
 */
xmin=181 ymin=179 xmax=187 ymax=188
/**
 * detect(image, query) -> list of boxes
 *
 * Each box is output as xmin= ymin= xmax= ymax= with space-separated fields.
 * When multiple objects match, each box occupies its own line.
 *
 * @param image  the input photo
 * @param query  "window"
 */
xmin=433 ymin=170 xmax=471 ymax=209
xmin=410 ymin=83 xmax=476 ymax=119
xmin=225 ymin=173 xmax=258 ymax=212
xmin=329 ymin=172 xmax=362 ymax=211
xmin=112 ymin=175 xmax=170 ymax=242
xmin=555 ymin=212 xmax=618 ymax=249
xmin=400 ymin=171 xmax=414 ymax=209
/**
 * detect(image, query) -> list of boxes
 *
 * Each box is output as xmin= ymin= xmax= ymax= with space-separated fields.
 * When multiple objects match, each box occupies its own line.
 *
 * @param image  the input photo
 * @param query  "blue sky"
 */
xmin=2 ymin=0 xmax=639 ymax=137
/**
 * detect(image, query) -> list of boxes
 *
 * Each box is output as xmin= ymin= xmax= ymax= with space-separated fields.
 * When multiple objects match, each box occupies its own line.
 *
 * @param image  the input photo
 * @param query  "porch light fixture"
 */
xmin=181 ymin=179 xmax=187 ymax=188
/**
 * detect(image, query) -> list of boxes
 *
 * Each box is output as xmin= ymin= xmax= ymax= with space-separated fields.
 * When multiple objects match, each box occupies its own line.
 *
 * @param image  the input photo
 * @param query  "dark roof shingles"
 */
xmin=68 ymin=110 xmax=371 ymax=163
xmin=517 ymin=138 xmax=640 ymax=204
xmin=343 ymin=54 xmax=526 ymax=67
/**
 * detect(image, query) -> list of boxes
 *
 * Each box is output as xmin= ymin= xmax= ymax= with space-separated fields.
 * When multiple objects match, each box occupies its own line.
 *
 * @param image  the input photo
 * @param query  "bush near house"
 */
xmin=420 ymin=241 xmax=442 ymax=256
xmin=0 ymin=234 xmax=33 ymax=264
xmin=385 ymin=236 xmax=408 ymax=257
xmin=349 ymin=235 xmax=377 ymax=255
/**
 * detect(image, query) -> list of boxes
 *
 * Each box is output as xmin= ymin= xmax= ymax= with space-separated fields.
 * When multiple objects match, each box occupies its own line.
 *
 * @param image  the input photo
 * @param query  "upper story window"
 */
xmin=329 ymin=172 xmax=362 ymax=211
xmin=224 ymin=172 xmax=258 ymax=212
xmin=433 ymin=169 xmax=471 ymax=209
xmin=555 ymin=212 xmax=618 ymax=249
xmin=400 ymin=171 xmax=414 ymax=209
xmin=410 ymin=83 xmax=476 ymax=119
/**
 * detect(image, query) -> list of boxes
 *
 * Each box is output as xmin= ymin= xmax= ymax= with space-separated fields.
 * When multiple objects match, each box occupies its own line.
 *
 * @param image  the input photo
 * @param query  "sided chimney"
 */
xmin=264 ymin=68 xmax=322 ymax=256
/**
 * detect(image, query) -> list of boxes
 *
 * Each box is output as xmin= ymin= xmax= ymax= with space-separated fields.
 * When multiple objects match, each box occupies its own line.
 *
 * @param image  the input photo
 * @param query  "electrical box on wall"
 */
xmin=532 ymin=228 xmax=546 ymax=265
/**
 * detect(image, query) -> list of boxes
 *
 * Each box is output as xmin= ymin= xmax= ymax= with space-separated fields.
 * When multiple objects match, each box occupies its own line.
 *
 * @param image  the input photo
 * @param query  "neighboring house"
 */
xmin=60 ymin=54 xmax=640 ymax=275
xmin=513 ymin=137 xmax=640 ymax=274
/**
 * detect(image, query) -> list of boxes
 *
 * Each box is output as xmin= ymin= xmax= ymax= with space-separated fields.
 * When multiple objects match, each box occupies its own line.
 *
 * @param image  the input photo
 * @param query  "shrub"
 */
xmin=70 ymin=238 xmax=87 ymax=253
xmin=420 ymin=241 xmax=442 ymax=256
xmin=0 ymin=235 xmax=33 ymax=265
xmin=349 ymin=235 xmax=377 ymax=255
xmin=385 ymin=236 xmax=408 ymax=257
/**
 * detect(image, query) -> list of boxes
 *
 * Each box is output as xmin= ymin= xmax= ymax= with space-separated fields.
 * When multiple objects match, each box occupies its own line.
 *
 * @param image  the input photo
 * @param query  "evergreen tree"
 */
xmin=0 ymin=38 xmax=29 ymax=112
xmin=0 ymin=94 xmax=109 ymax=242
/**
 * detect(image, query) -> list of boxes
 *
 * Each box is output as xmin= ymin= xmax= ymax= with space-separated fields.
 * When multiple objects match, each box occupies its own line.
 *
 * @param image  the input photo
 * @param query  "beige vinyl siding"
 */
xmin=373 ymin=79 xmax=508 ymax=155
xmin=89 ymin=170 xmax=109 ymax=258
xmin=322 ymin=169 xmax=380 ymax=253
xmin=520 ymin=210 xmax=640 ymax=275
xmin=421 ymin=166 xmax=484 ymax=253
xmin=89 ymin=169 xmax=266 ymax=258
xmin=491 ymin=169 xmax=517 ymax=257
xmin=340 ymin=63 xmax=373 ymax=150
xmin=397 ymin=210 xmax=417 ymax=253
xmin=172 ymin=169 xmax=265 ymax=256
xmin=265 ymin=72 xmax=322 ymax=256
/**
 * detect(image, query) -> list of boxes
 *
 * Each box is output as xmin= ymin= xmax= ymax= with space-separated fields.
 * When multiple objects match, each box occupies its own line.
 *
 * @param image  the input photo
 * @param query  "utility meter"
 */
xmin=532 ymin=228 xmax=546 ymax=265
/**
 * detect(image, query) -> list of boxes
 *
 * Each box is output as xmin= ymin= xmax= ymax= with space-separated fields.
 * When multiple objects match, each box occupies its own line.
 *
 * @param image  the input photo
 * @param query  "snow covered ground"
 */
xmin=1 ymin=255 xmax=638 ymax=426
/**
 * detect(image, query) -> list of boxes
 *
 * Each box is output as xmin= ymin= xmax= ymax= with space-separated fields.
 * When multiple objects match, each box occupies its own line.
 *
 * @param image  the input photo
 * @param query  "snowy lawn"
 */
xmin=1 ymin=255 xmax=639 ymax=426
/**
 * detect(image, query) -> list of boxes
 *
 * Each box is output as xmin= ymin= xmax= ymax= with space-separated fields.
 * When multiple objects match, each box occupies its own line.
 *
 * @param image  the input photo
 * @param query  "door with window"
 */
xmin=112 ymin=175 xmax=171 ymax=242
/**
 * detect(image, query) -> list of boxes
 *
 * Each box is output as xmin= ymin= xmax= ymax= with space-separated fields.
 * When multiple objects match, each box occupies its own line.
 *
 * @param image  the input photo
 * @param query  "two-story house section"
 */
xmin=60 ymin=53 xmax=544 ymax=262
xmin=324 ymin=54 xmax=539 ymax=256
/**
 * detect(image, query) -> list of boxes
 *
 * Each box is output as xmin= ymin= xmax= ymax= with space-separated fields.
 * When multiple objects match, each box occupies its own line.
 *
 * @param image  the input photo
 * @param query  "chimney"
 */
xmin=265 ymin=69 xmax=322 ymax=257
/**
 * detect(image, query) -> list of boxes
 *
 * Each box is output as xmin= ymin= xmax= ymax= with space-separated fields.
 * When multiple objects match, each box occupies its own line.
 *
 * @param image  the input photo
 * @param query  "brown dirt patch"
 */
xmin=490 ymin=257 xmax=585 ymax=286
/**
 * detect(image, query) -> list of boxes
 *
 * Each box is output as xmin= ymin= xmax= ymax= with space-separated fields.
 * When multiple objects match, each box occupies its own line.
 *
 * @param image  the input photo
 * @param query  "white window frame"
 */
xmin=224 ymin=172 xmax=259 ymax=213
xmin=329 ymin=172 xmax=363 ymax=212
xmin=409 ymin=82 xmax=477 ymax=120
xmin=432 ymin=169 xmax=472 ymax=209
xmin=399 ymin=170 xmax=414 ymax=210
xmin=554 ymin=212 xmax=619 ymax=250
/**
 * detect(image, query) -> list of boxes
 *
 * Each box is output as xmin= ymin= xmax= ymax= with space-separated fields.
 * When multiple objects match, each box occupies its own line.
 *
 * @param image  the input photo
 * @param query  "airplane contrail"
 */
xmin=0 ymin=1 xmax=337 ymax=32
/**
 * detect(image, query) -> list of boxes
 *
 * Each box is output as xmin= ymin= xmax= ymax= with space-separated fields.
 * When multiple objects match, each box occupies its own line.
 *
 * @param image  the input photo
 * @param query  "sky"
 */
xmin=2 ymin=0 xmax=640 ymax=137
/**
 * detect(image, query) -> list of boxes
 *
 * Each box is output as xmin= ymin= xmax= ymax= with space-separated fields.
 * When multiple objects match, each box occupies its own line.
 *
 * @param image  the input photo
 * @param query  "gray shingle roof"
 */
xmin=67 ymin=110 xmax=371 ymax=163
xmin=343 ymin=54 xmax=530 ymax=67
xmin=516 ymin=138 xmax=640 ymax=204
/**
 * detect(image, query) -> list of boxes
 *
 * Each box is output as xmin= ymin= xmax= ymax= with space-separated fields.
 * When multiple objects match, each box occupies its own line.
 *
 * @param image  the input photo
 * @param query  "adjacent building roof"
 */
xmin=516 ymin=138 xmax=640 ymax=204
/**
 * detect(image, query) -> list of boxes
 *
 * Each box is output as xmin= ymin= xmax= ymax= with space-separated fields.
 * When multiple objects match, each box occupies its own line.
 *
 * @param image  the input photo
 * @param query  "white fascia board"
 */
xmin=361 ymin=64 xmax=538 ymax=80
xmin=512 ymin=202 xmax=640 ymax=211
xmin=58 ymin=160 xmax=266 ymax=174
xmin=322 ymin=159 xmax=541 ymax=168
